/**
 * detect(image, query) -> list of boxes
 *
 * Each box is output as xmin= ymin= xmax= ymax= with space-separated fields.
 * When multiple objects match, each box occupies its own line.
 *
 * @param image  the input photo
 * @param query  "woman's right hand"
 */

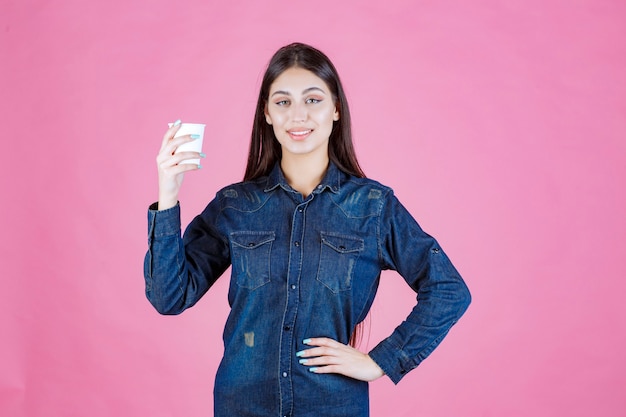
xmin=156 ymin=120 xmax=204 ymax=211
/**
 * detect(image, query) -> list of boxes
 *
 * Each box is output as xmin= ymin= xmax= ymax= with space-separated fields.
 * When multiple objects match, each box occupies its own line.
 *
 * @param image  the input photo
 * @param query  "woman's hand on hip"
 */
xmin=156 ymin=120 xmax=204 ymax=210
xmin=296 ymin=337 xmax=385 ymax=382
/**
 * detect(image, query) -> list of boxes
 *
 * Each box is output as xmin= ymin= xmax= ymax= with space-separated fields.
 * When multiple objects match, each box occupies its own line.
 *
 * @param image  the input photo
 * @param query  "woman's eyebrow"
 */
xmin=302 ymin=87 xmax=326 ymax=94
xmin=270 ymin=86 xmax=327 ymax=97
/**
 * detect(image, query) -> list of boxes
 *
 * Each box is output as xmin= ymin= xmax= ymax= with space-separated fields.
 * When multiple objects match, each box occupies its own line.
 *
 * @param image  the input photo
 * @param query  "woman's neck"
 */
xmin=280 ymin=153 xmax=329 ymax=198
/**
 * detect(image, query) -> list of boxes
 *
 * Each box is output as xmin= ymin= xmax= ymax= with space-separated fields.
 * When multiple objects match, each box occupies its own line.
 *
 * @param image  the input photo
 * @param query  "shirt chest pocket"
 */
xmin=317 ymin=232 xmax=364 ymax=293
xmin=230 ymin=231 xmax=275 ymax=290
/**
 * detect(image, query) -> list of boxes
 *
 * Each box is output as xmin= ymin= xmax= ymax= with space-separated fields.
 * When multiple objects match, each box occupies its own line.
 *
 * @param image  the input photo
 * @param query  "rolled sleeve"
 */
xmin=368 ymin=338 xmax=413 ymax=384
xmin=147 ymin=202 xmax=182 ymax=239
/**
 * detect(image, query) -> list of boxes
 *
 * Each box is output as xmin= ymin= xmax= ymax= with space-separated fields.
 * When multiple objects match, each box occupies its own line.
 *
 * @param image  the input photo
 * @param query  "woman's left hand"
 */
xmin=296 ymin=337 xmax=385 ymax=382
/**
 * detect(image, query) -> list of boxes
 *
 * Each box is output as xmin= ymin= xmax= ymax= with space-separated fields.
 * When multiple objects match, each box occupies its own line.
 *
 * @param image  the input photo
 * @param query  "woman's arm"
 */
xmin=368 ymin=193 xmax=471 ymax=384
xmin=143 ymin=121 xmax=228 ymax=314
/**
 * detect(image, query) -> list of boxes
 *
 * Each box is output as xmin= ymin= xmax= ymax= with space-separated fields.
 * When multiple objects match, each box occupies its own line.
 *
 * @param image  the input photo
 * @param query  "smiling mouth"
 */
xmin=288 ymin=130 xmax=312 ymax=140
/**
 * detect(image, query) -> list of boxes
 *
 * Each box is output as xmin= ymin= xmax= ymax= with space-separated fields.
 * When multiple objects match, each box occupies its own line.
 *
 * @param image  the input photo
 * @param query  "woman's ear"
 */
xmin=333 ymin=107 xmax=340 ymax=121
xmin=264 ymin=103 xmax=272 ymax=125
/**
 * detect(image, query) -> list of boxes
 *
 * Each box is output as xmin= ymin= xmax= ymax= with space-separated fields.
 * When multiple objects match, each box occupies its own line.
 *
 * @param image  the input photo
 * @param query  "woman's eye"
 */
xmin=306 ymin=98 xmax=321 ymax=104
xmin=275 ymin=100 xmax=289 ymax=106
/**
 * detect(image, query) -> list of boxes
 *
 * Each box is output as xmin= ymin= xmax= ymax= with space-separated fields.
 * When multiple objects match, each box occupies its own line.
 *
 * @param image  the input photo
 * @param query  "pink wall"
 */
xmin=1 ymin=1 xmax=625 ymax=416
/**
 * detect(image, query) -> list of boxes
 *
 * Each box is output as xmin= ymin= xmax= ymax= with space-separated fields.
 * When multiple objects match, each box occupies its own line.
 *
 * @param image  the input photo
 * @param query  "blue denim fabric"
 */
xmin=144 ymin=162 xmax=471 ymax=417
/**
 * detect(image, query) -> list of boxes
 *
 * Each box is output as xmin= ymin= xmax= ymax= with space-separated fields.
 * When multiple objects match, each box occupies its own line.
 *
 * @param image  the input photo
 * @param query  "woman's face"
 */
xmin=265 ymin=67 xmax=339 ymax=161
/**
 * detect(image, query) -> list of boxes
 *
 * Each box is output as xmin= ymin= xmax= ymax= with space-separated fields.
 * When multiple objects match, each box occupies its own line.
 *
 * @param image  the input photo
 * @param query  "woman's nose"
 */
xmin=291 ymin=102 xmax=307 ymax=122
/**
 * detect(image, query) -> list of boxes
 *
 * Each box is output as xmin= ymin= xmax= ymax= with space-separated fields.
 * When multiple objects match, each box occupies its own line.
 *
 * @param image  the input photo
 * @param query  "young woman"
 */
xmin=145 ymin=42 xmax=471 ymax=417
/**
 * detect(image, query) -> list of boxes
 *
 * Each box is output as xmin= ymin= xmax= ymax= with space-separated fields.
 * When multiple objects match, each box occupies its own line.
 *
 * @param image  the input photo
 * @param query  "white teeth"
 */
xmin=290 ymin=130 xmax=310 ymax=136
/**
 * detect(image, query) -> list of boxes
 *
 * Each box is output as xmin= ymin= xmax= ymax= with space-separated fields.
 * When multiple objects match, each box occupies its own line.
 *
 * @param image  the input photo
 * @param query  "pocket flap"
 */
xmin=230 ymin=231 xmax=275 ymax=249
xmin=320 ymin=232 xmax=364 ymax=253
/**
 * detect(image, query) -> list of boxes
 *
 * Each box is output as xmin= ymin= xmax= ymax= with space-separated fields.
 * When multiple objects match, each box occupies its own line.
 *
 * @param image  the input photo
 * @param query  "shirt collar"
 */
xmin=264 ymin=161 xmax=342 ymax=194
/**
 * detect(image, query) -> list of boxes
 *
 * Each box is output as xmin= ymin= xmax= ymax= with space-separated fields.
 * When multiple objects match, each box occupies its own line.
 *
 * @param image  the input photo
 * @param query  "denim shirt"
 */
xmin=144 ymin=162 xmax=470 ymax=417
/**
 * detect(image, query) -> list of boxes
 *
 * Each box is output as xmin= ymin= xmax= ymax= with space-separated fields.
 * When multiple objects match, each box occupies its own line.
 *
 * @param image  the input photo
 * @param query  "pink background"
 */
xmin=1 ymin=0 xmax=625 ymax=416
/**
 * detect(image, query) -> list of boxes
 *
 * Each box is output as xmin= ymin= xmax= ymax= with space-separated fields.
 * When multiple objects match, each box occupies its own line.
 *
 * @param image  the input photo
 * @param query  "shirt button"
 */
xmin=291 ymin=285 xmax=296 ymax=290
xmin=282 ymin=372 xmax=288 ymax=377
xmin=294 ymin=241 xmax=300 ymax=247
xmin=284 ymin=326 xmax=291 ymax=331
xmin=298 ymin=207 xmax=303 ymax=213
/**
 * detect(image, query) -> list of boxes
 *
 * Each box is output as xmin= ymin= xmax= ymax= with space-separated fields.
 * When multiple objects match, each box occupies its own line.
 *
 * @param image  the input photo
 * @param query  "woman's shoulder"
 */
xmin=342 ymin=174 xmax=394 ymax=198
xmin=214 ymin=176 xmax=267 ymax=196
xmin=210 ymin=177 xmax=272 ymax=211
xmin=330 ymin=174 xmax=396 ymax=218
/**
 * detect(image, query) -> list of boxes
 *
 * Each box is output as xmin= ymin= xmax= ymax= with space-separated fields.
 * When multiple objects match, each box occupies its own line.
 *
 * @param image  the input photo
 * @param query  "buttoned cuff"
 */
xmin=368 ymin=338 xmax=416 ymax=385
xmin=147 ymin=202 xmax=181 ymax=239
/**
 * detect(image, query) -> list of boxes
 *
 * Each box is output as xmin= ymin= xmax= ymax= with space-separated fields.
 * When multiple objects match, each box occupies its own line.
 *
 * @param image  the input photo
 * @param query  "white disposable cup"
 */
xmin=169 ymin=122 xmax=205 ymax=165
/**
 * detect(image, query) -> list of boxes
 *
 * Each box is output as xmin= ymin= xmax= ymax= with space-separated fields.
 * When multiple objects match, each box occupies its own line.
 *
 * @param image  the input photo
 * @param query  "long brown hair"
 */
xmin=244 ymin=43 xmax=368 ymax=347
xmin=243 ymin=42 xmax=365 ymax=181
